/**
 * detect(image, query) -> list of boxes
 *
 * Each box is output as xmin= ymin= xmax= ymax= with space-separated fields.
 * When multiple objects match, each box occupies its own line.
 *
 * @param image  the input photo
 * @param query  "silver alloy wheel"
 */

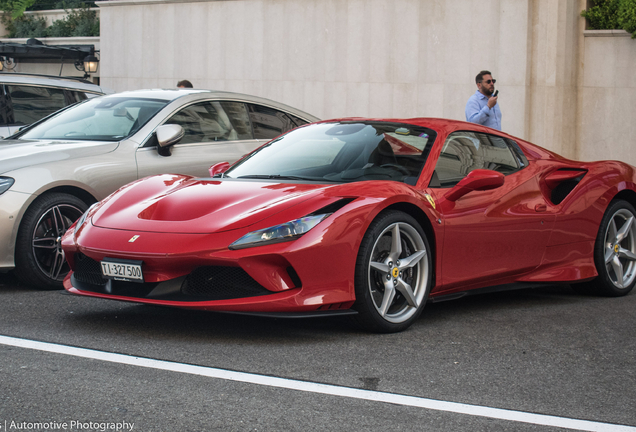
xmin=31 ymin=204 xmax=84 ymax=282
xmin=367 ymin=222 xmax=429 ymax=323
xmin=603 ymin=208 xmax=636 ymax=289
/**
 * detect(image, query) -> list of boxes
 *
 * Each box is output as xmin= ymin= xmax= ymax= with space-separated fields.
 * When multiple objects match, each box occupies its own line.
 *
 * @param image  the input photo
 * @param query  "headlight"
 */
xmin=0 ymin=177 xmax=15 ymax=195
xmin=74 ymin=202 xmax=99 ymax=236
xmin=229 ymin=214 xmax=330 ymax=250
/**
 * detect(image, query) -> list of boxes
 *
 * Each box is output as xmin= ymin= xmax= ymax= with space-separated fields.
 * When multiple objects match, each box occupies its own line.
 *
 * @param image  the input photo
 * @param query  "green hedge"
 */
xmin=582 ymin=0 xmax=636 ymax=38
xmin=1 ymin=0 xmax=98 ymax=37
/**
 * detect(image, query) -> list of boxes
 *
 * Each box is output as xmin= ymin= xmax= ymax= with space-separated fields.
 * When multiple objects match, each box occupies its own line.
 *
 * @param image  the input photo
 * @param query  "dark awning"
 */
xmin=0 ymin=39 xmax=95 ymax=61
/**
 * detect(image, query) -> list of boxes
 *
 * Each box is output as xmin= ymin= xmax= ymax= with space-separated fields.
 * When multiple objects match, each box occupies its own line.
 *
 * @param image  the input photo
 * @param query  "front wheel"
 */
xmin=352 ymin=210 xmax=432 ymax=333
xmin=15 ymin=193 xmax=88 ymax=289
xmin=573 ymin=199 xmax=636 ymax=296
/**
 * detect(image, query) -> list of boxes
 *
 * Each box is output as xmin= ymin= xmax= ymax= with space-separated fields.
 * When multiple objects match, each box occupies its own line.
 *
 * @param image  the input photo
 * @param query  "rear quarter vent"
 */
xmin=543 ymin=169 xmax=587 ymax=205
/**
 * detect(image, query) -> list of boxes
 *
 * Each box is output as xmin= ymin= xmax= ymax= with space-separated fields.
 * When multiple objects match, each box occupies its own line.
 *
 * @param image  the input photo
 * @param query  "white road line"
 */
xmin=1 ymin=334 xmax=634 ymax=432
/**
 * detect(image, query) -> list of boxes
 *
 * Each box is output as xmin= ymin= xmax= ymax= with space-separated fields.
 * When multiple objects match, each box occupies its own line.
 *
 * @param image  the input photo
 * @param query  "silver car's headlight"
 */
xmin=0 ymin=177 xmax=15 ymax=195
xmin=229 ymin=214 xmax=331 ymax=250
xmin=75 ymin=202 xmax=99 ymax=234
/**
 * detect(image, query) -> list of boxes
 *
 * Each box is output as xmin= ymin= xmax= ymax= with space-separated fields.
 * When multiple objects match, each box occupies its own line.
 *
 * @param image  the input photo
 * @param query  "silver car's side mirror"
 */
xmin=156 ymin=124 xmax=185 ymax=148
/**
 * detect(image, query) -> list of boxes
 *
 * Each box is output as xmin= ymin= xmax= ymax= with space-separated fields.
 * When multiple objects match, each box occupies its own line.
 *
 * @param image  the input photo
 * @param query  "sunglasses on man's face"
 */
xmin=481 ymin=79 xmax=496 ymax=84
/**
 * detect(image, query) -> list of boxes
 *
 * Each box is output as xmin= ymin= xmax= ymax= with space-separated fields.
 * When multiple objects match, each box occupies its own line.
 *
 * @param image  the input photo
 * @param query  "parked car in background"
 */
xmin=0 ymin=89 xmax=319 ymax=289
xmin=0 ymin=73 xmax=108 ymax=138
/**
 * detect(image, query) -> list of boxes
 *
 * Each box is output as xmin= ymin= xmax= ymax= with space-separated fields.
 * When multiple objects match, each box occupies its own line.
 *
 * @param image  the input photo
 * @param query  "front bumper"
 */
xmin=0 ymin=190 xmax=33 ymax=270
xmin=62 ymin=219 xmax=361 ymax=313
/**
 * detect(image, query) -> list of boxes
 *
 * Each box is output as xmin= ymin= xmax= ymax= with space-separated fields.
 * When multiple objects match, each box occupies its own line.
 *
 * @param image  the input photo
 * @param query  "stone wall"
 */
xmin=577 ymin=30 xmax=636 ymax=165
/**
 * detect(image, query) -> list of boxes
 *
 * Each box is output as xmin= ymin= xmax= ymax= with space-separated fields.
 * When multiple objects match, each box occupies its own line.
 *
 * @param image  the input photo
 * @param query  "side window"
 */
xmin=218 ymin=101 xmax=253 ymax=140
xmin=165 ymin=102 xmax=236 ymax=144
xmin=66 ymin=90 xmax=88 ymax=104
xmin=7 ymin=85 xmax=67 ymax=126
xmin=432 ymin=131 xmax=524 ymax=188
xmin=0 ymin=87 xmax=10 ymax=125
xmin=247 ymin=104 xmax=297 ymax=139
xmin=288 ymin=113 xmax=310 ymax=127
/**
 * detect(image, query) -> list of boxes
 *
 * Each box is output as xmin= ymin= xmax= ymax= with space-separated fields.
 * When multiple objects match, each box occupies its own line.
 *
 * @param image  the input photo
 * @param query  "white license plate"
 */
xmin=100 ymin=259 xmax=144 ymax=283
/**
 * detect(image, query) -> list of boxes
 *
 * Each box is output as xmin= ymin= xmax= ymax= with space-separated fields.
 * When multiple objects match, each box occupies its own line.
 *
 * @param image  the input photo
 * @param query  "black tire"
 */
xmin=572 ymin=199 xmax=636 ymax=297
xmin=352 ymin=210 xmax=432 ymax=333
xmin=15 ymin=193 xmax=88 ymax=289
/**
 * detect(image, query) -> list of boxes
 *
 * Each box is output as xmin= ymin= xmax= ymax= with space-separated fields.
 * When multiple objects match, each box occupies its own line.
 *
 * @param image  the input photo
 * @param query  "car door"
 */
xmin=135 ymin=101 xmax=294 ymax=179
xmin=428 ymin=131 xmax=557 ymax=291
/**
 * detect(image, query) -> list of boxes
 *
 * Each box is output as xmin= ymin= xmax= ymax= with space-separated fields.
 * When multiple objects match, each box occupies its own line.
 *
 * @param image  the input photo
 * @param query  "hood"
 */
xmin=92 ymin=178 xmax=339 ymax=234
xmin=0 ymin=139 xmax=119 ymax=174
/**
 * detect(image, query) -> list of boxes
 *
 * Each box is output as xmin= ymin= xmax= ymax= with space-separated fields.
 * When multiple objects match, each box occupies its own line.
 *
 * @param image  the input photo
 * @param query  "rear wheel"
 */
xmin=573 ymin=199 xmax=636 ymax=296
xmin=352 ymin=211 xmax=432 ymax=333
xmin=15 ymin=193 xmax=88 ymax=289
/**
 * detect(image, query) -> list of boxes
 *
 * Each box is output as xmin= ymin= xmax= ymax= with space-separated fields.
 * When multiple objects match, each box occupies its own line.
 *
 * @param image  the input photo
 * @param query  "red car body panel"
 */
xmin=62 ymin=118 xmax=636 ymax=313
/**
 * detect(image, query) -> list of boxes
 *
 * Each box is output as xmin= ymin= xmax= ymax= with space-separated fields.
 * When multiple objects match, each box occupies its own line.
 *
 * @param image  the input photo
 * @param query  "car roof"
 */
xmin=320 ymin=117 xmax=521 ymax=137
xmin=103 ymin=89 xmax=320 ymax=122
xmin=0 ymin=73 xmax=106 ymax=94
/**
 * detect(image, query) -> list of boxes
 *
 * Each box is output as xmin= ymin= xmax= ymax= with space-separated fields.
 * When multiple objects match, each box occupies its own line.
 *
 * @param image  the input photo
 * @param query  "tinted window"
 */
xmin=7 ymin=85 xmax=67 ymax=126
xmin=247 ymin=104 xmax=298 ymax=139
xmin=167 ymin=101 xmax=250 ymax=144
xmin=67 ymin=90 xmax=88 ymax=104
xmin=432 ymin=131 xmax=525 ymax=188
xmin=288 ymin=113 xmax=310 ymax=127
xmin=218 ymin=101 xmax=253 ymax=139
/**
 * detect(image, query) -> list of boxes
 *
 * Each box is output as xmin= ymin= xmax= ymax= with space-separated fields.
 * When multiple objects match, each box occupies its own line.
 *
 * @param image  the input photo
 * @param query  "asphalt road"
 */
xmin=1 ymin=271 xmax=635 ymax=432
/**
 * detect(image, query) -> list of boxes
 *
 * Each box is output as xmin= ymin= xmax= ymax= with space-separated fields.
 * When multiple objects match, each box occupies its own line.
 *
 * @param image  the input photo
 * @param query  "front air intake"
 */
xmin=181 ymin=266 xmax=272 ymax=299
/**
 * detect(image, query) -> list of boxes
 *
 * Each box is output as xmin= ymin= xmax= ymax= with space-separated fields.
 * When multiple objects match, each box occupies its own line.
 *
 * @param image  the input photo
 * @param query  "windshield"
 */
xmin=226 ymin=121 xmax=436 ymax=184
xmin=19 ymin=96 xmax=169 ymax=141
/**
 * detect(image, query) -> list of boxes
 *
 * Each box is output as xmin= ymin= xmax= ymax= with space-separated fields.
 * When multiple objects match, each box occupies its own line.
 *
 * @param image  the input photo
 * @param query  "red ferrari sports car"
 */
xmin=62 ymin=118 xmax=636 ymax=332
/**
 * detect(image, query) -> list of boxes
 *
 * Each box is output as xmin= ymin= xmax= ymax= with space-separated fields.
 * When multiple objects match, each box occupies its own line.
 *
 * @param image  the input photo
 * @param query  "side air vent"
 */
xmin=310 ymin=198 xmax=356 ymax=216
xmin=543 ymin=169 xmax=587 ymax=205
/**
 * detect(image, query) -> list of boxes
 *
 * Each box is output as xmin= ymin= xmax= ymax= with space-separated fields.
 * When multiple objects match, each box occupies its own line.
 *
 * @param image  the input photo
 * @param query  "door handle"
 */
xmin=535 ymin=204 xmax=547 ymax=212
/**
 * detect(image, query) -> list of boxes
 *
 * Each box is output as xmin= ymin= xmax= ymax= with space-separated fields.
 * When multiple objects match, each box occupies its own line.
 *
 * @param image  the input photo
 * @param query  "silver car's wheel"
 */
xmin=574 ymin=199 xmax=636 ymax=296
xmin=15 ymin=193 xmax=88 ymax=289
xmin=353 ymin=211 xmax=431 ymax=332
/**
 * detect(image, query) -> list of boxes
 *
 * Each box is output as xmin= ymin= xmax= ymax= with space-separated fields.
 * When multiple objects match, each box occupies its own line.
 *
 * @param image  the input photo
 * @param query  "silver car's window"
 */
xmin=7 ymin=85 xmax=68 ymax=126
xmin=226 ymin=121 xmax=436 ymax=184
xmin=20 ymin=97 xmax=169 ymax=141
xmin=219 ymin=101 xmax=252 ymax=139
xmin=166 ymin=101 xmax=252 ymax=143
xmin=247 ymin=103 xmax=299 ymax=139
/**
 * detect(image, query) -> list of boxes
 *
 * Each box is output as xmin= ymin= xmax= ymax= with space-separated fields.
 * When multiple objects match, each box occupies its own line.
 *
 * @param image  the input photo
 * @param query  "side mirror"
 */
xmin=444 ymin=169 xmax=504 ymax=202
xmin=156 ymin=124 xmax=185 ymax=148
xmin=209 ymin=162 xmax=230 ymax=177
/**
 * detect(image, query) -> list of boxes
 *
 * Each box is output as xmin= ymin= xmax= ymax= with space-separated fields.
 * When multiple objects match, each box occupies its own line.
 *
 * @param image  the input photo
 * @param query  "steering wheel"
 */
xmin=380 ymin=164 xmax=410 ymax=176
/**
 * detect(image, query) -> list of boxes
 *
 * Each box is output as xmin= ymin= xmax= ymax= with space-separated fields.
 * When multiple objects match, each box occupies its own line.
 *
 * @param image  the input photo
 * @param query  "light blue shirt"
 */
xmin=465 ymin=90 xmax=502 ymax=130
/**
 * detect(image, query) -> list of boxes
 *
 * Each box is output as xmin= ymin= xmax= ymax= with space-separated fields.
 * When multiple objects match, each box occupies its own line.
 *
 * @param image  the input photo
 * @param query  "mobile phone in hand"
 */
xmin=493 ymin=90 xmax=499 ymax=97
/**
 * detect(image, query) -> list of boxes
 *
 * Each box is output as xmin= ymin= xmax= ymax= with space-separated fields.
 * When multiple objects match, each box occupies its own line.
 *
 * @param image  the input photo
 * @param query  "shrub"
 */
xmin=618 ymin=0 xmax=636 ymax=37
xmin=45 ymin=6 xmax=99 ymax=37
xmin=582 ymin=0 xmax=636 ymax=38
xmin=12 ymin=14 xmax=47 ymax=37
xmin=1 ymin=0 xmax=98 ymax=38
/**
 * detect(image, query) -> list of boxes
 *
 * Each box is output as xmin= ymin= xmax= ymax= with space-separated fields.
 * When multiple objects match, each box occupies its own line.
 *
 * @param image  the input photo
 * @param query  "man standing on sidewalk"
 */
xmin=465 ymin=70 xmax=501 ymax=131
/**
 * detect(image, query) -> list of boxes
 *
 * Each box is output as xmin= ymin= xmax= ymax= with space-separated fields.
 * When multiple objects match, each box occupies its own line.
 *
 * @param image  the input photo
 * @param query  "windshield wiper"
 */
xmin=237 ymin=174 xmax=320 ymax=181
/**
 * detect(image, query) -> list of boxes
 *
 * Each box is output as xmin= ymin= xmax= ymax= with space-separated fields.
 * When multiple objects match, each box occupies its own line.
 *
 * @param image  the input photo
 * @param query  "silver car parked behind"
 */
xmin=0 ymin=89 xmax=319 ymax=288
xmin=0 ymin=73 xmax=108 ymax=138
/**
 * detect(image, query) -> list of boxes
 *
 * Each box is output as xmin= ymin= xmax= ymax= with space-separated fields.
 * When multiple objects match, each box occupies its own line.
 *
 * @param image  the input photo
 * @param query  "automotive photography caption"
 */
xmin=1 ymin=0 xmax=636 ymax=431
xmin=0 ymin=421 xmax=134 ymax=431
